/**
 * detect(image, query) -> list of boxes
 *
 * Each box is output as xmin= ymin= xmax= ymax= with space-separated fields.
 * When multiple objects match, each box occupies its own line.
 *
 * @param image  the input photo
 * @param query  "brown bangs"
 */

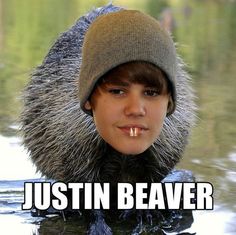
xmin=98 ymin=61 xmax=171 ymax=95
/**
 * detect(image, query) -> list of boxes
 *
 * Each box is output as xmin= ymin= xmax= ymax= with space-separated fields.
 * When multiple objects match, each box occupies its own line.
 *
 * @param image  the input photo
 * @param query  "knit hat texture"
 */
xmin=78 ymin=9 xmax=177 ymax=114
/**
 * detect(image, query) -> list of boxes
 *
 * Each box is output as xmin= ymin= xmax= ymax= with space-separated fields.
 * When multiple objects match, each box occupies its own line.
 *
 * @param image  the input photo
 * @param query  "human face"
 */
xmin=85 ymin=78 xmax=170 ymax=155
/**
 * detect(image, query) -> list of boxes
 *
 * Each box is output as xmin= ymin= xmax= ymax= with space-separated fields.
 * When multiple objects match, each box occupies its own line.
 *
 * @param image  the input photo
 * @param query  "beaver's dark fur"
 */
xmin=20 ymin=4 xmax=196 ymax=234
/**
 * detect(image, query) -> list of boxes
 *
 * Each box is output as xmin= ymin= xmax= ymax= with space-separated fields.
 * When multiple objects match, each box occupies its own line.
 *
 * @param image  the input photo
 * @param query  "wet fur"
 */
xmin=20 ymin=4 xmax=196 ymax=233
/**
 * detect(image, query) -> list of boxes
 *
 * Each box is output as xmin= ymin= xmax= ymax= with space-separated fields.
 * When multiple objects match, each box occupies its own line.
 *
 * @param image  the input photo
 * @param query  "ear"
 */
xmin=167 ymin=96 xmax=174 ymax=115
xmin=84 ymin=101 xmax=92 ymax=110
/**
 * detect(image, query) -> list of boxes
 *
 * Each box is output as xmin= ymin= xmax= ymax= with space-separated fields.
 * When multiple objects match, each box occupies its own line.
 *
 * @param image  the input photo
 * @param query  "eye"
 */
xmin=108 ymin=89 xmax=125 ymax=95
xmin=144 ymin=89 xmax=159 ymax=97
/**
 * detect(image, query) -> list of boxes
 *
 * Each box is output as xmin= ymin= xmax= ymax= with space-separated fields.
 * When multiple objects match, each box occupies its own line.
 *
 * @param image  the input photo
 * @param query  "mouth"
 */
xmin=118 ymin=125 xmax=148 ymax=137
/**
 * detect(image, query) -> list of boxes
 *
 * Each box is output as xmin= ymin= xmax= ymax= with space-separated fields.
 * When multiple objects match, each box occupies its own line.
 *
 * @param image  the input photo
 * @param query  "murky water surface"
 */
xmin=0 ymin=0 xmax=235 ymax=234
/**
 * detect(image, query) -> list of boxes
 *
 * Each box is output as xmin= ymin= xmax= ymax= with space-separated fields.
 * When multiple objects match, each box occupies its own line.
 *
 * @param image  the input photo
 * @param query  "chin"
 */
xmin=117 ymin=147 xmax=147 ymax=156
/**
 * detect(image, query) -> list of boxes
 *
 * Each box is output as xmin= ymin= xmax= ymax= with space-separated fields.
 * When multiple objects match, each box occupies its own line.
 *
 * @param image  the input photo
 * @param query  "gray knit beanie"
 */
xmin=78 ymin=9 xmax=177 ymax=115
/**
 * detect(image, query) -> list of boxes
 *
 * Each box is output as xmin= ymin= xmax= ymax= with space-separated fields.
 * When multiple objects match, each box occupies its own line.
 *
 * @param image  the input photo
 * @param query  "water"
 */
xmin=0 ymin=178 xmax=41 ymax=235
xmin=0 ymin=0 xmax=236 ymax=234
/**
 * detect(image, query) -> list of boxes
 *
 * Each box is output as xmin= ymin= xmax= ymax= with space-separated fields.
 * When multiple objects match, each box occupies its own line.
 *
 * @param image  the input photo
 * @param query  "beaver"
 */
xmin=20 ymin=4 xmax=196 ymax=234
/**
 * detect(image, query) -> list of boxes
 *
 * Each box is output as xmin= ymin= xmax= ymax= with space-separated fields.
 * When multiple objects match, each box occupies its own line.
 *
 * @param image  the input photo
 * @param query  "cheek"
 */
xmin=92 ymin=97 xmax=122 ymax=123
xmin=151 ymin=100 xmax=168 ymax=116
xmin=92 ymin=112 xmax=117 ymax=149
xmin=92 ymin=108 xmax=106 ymax=130
xmin=158 ymin=98 xmax=169 ymax=117
xmin=149 ymin=102 xmax=168 ymax=132
xmin=92 ymin=102 xmax=116 ymax=134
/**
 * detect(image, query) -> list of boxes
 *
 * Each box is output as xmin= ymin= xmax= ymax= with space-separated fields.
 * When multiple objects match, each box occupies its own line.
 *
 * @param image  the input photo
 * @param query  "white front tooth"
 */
xmin=130 ymin=128 xmax=134 ymax=137
xmin=134 ymin=127 xmax=138 ymax=136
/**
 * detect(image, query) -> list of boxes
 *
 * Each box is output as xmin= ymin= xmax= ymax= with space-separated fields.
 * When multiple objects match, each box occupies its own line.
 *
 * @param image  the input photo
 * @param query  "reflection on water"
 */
xmin=0 ymin=0 xmax=236 ymax=234
xmin=0 ymin=135 xmax=41 ymax=180
xmin=0 ymin=178 xmax=42 ymax=235
xmin=0 ymin=215 xmax=39 ymax=235
xmin=191 ymin=209 xmax=236 ymax=235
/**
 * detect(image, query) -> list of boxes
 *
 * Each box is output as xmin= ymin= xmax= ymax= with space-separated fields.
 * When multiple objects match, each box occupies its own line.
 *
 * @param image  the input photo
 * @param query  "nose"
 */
xmin=124 ymin=94 xmax=146 ymax=117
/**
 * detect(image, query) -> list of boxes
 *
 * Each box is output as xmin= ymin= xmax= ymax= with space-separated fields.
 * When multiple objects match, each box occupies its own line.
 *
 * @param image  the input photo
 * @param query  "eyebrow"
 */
xmin=104 ymin=80 xmax=159 ymax=88
xmin=102 ymin=79 xmax=130 ymax=87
